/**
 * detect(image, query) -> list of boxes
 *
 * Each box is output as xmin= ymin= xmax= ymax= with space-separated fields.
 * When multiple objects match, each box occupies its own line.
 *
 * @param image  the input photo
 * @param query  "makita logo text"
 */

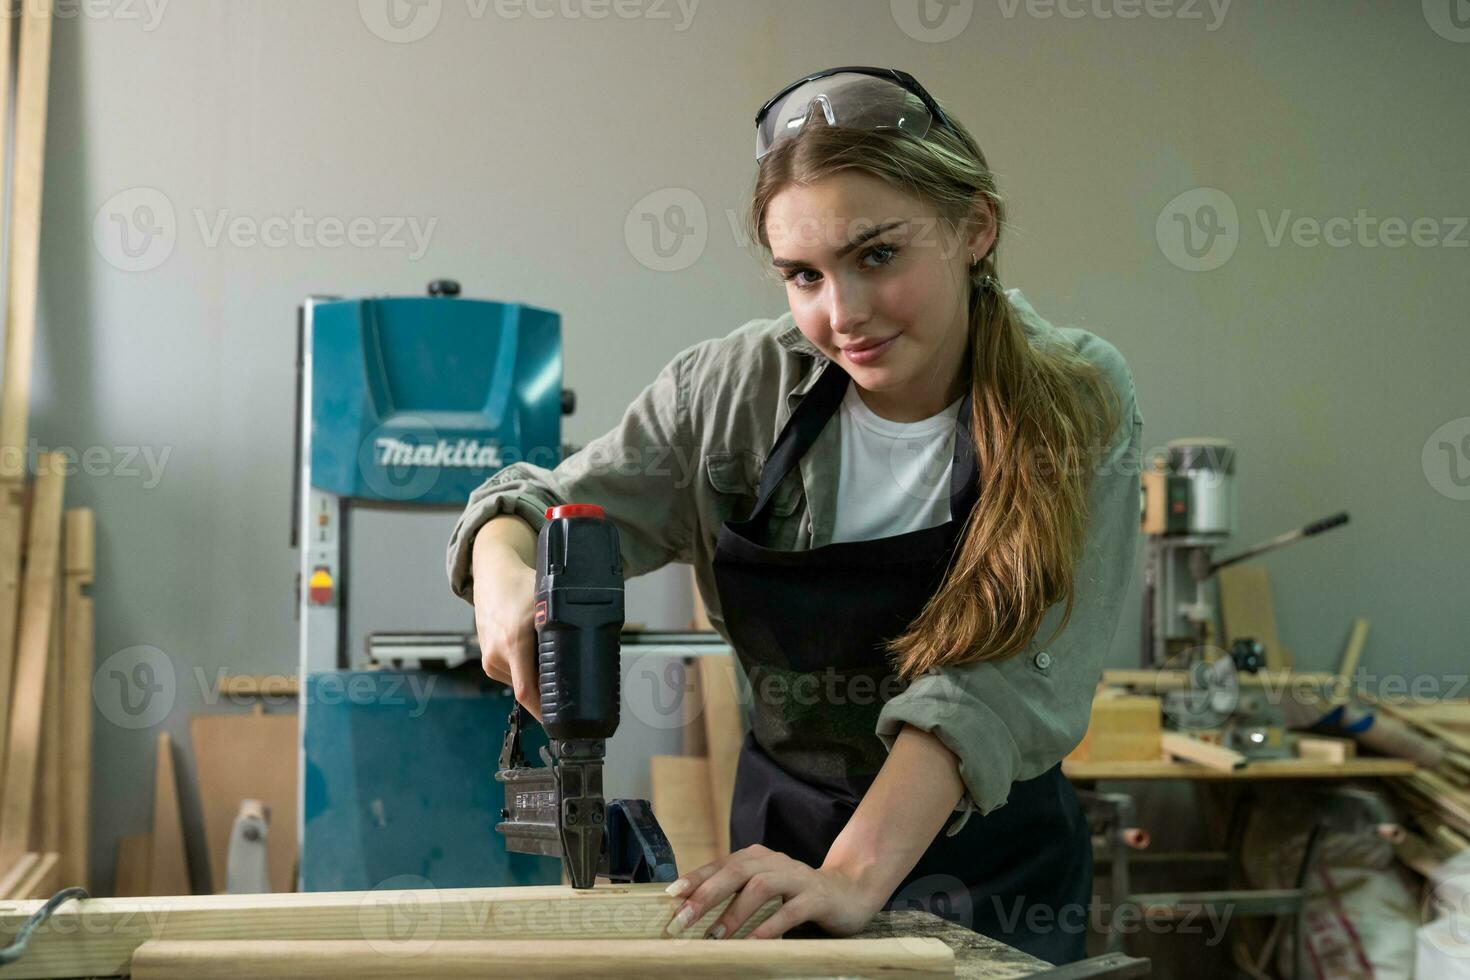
xmin=374 ymin=438 xmax=501 ymax=469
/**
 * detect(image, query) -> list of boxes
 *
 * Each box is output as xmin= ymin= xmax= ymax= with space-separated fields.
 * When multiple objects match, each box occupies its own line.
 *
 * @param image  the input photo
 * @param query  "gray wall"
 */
xmin=28 ymin=0 xmax=1469 ymax=892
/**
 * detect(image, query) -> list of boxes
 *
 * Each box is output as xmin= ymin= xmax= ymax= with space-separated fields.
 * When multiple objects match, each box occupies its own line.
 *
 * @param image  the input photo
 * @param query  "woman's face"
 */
xmin=765 ymin=172 xmax=992 ymax=422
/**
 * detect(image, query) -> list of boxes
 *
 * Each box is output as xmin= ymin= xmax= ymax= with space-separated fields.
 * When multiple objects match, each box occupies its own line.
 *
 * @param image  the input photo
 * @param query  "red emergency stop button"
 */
xmin=308 ymin=567 xmax=334 ymax=605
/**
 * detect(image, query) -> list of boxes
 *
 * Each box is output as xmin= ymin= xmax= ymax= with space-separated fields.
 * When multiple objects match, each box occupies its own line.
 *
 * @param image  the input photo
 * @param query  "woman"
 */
xmin=447 ymin=67 xmax=1144 ymax=963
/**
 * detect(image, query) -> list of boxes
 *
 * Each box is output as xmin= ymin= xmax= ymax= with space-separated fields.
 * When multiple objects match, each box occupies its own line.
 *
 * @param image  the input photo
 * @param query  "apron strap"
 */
xmin=748 ymin=358 xmax=981 ymax=529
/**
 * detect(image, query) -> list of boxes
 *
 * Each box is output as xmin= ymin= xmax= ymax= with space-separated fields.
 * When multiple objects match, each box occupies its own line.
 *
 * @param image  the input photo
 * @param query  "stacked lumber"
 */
xmin=0 ymin=0 xmax=97 ymax=902
xmin=1380 ymin=701 xmax=1470 ymax=871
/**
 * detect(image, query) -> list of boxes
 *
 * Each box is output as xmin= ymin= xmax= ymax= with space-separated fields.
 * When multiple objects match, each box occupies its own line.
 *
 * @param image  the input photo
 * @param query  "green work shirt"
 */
xmin=446 ymin=289 xmax=1145 ymax=821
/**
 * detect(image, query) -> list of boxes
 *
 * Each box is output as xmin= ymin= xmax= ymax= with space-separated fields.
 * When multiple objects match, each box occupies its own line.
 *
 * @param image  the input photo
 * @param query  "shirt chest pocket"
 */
xmin=704 ymin=451 xmax=803 ymax=523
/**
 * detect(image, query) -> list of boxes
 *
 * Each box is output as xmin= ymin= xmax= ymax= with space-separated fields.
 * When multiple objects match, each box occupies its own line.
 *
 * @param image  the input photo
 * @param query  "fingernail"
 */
xmin=676 ymin=905 xmax=696 ymax=929
xmin=706 ymin=923 xmax=727 ymax=940
xmin=665 ymin=878 xmax=689 ymax=897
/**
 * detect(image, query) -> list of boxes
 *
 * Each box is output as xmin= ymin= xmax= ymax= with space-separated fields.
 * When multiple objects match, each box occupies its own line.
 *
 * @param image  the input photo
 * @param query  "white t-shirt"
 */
xmin=830 ymin=382 xmax=965 ymax=545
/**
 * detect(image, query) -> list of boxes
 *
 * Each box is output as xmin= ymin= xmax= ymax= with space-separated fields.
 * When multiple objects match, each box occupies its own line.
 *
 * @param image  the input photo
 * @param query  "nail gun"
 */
xmin=494 ymin=504 xmax=678 ymax=889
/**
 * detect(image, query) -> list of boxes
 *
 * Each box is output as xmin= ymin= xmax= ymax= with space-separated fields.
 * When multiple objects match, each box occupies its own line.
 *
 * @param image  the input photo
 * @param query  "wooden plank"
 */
xmin=33 ymin=575 xmax=62 ymax=853
xmin=1337 ymin=618 xmax=1369 ymax=683
xmin=0 ymin=454 xmax=65 ymax=868
xmin=148 ymin=732 xmax=191 ymax=896
xmin=0 ymin=0 xmax=54 ymax=475
xmin=130 ymin=938 xmax=953 ymax=980
xmin=0 ymin=488 xmax=25 ymax=773
xmin=1063 ymin=756 xmax=1416 ymax=781
xmin=698 ymin=656 xmax=742 ymax=857
xmin=1067 ymin=695 xmax=1160 ymax=763
xmin=60 ymin=509 xmax=94 ymax=890
xmin=12 ymin=851 xmax=58 ymax=900
xmin=114 ymin=833 xmax=152 ymax=898
xmin=190 ymin=709 xmax=297 ymax=894
xmin=1295 ymin=735 xmax=1354 ymax=764
xmin=1161 ymin=733 xmax=1245 ymax=772
xmin=650 ymin=755 xmax=718 ymax=874
xmin=1216 ymin=564 xmax=1286 ymax=670
xmin=214 ymin=675 xmax=299 ymax=699
xmin=1102 ymin=669 xmax=1334 ymax=691
xmin=0 ymin=883 xmax=781 ymax=979
xmin=0 ymin=854 xmax=40 ymax=900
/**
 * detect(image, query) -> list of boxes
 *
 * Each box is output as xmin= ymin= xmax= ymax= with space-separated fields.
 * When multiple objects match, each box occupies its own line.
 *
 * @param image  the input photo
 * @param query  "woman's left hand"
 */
xmin=663 ymin=844 xmax=887 ymax=940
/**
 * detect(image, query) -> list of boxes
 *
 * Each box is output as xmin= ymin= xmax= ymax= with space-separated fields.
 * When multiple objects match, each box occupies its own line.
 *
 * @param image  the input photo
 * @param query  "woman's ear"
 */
xmin=965 ymin=196 xmax=998 ymax=264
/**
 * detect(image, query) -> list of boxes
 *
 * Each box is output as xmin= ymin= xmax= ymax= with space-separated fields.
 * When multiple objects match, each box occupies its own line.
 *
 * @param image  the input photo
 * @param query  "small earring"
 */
xmin=969 ymin=252 xmax=978 ymax=271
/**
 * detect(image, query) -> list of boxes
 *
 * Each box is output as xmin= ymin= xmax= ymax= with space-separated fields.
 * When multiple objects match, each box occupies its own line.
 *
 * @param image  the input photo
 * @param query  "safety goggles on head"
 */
xmin=754 ymin=66 xmax=959 ymax=162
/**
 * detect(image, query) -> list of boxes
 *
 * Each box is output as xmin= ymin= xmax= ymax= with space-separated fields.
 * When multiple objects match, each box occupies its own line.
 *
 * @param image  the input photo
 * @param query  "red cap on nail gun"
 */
xmin=546 ymin=504 xmax=605 ymax=520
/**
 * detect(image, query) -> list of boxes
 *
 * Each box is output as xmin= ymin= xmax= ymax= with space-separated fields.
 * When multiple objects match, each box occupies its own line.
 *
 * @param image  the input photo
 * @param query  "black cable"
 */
xmin=0 ymin=887 xmax=88 ymax=966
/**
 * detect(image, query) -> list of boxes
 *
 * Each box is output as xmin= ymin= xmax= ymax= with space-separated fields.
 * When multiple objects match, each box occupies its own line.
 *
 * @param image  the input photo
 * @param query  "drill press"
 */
xmin=495 ymin=504 xmax=677 ymax=888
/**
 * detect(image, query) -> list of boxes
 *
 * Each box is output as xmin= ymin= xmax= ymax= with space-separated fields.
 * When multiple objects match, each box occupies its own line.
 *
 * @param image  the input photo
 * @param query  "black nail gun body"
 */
xmin=495 ymin=504 xmax=677 ymax=888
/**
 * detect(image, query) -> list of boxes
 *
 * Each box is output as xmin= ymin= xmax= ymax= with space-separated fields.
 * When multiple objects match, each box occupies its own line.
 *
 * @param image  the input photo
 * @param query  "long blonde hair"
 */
xmin=748 ymin=98 xmax=1122 ymax=679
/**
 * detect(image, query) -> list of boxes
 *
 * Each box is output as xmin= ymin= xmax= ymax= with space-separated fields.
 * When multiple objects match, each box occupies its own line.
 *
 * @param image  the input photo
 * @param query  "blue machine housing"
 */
xmin=297 ymin=285 xmax=567 ymax=891
xmin=310 ymin=295 xmax=563 ymax=504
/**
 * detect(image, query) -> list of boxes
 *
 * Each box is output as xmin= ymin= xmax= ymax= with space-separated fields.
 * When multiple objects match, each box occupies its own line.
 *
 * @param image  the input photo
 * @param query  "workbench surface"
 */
xmin=839 ymin=910 xmax=1052 ymax=978
xmin=1063 ymin=757 xmax=1416 ymax=780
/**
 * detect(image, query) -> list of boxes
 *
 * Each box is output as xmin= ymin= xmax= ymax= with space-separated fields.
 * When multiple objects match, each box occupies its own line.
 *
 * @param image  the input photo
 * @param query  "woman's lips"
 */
xmin=842 ymin=335 xmax=897 ymax=365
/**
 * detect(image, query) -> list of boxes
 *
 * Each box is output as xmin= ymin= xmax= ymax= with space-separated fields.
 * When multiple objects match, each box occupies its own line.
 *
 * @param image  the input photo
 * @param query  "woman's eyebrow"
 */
xmin=772 ymin=220 xmax=908 ymax=268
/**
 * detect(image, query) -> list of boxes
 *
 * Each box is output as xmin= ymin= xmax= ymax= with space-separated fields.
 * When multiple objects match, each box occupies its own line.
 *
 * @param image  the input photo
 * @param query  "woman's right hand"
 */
xmin=471 ymin=517 xmax=542 ymax=720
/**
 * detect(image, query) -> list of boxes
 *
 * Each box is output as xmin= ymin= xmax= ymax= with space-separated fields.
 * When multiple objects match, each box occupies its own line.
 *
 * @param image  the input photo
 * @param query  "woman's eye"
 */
xmin=782 ymin=269 xmax=819 ymax=289
xmin=864 ymin=244 xmax=899 ymax=267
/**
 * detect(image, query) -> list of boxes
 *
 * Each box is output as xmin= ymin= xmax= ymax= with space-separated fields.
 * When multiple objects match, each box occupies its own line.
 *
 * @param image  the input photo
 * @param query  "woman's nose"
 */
xmin=826 ymin=278 xmax=871 ymax=336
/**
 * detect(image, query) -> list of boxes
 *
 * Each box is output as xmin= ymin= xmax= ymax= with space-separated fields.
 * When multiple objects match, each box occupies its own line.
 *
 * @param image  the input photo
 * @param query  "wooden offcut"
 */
xmin=129 ymin=938 xmax=954 ymax=980
xmin=0 ymin=454 xmax=65 ymax=869
xmin=650 ymin=755 xmax=718 ymax=873
xmin=0 ymin=883 xmax=780 ymax=980
xmin=60 ymin=508 xmax=95 ymax=890
xmin=698 ymin=656 xmax=743 ymax=857
xmin=1161 ymin=733 xmax=1247 ymax=772
xmin=12 ymin=850 xmax=58 ymax=900
xmin=1068 ymin=694 xmax=1161 ymax=763
xmin=0 ymin=0 xmax=54 ymax=475
xmin=190 ymin=708 xmax=298 ymax=893
xmin=1216 ymin=565 xmax=1286 ymax=669
xmin=114 ymin=833 xmax=152 ymax=898
xmin=148 ymin=732 xmax=191 ymax=896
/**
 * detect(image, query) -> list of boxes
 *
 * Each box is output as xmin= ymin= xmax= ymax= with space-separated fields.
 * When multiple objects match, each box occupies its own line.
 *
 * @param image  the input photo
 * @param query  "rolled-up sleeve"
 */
xmin=446 ymin=346 xmax=700 ymax=603
xmin=876 ymin=360 xmax=1144 ymax=819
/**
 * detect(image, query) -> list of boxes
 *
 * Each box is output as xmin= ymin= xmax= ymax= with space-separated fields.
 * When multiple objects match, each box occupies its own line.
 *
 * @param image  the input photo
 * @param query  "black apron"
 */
xmin=711 ymin=361 xmax=1092 ymax=965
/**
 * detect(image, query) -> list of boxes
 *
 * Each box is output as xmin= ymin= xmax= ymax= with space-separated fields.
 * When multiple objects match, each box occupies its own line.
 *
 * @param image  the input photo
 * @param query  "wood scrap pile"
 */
xmin=1382 ymin=700 xmax=1470 ymax=874
xmin=0 ymin=0 xmax=94 ymax=902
